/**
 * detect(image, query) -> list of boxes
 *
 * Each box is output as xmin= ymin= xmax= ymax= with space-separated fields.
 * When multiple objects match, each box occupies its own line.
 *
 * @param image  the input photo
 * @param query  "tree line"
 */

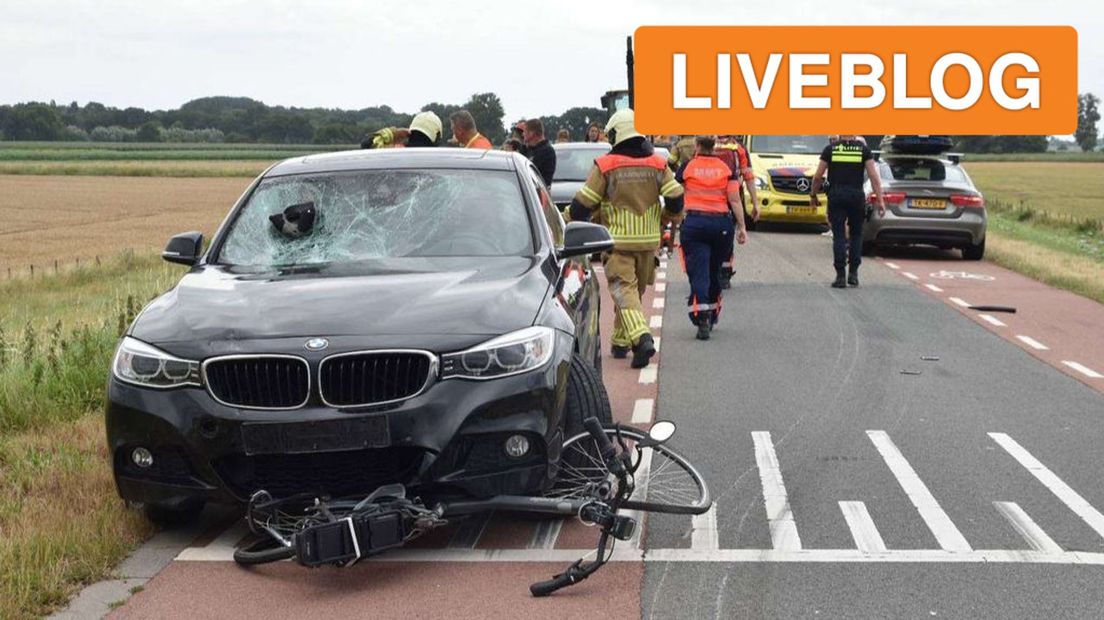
xmin=0 ymin=92 xmax=1098 ymax=152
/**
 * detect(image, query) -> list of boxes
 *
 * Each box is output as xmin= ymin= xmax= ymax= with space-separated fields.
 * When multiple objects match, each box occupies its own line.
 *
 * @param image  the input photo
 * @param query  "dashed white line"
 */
xmin=656 ymin=271 xmax=666 ymax=281
xmin=650 ymin=315 xmax=663 ymax=329
xmin=949 ymin=297 xmax=971 ymax=308
xmin=631 ymin=398 xmax=654 ymax=424
xmin=652 ymin=297 xmax=665 ymax=309
xmin=528 ymin=519 xmax=564 ymax=550
xmin=993 ymin=501 xmax=1063 ymax=554
xmin=840 ymin=501 xmax=888 ymax=553
xmin=867 ymin=430 xmax=972 ymax=552
xmin=638 ymin=365 xmax=657 ymax=384
xmin=654 ymin=337 xmax=661 ymax=352
xmin=925 ymin=284 xmax=944 ymax=293
xmin=1016 ymin=335 xmax=1050 ymax=351
xmin=979 ymin=314 xmax=1006 ymax=327
xmin=691 ymin=505 xmax=720 ymax=551
xmin=885 ymin=262 xmax=901 ymax=270
xmin=990 ymin=432 xmax=1104 ymax=540
xmin=1061 ymin=361 xmax=1104 ymax=379
xmin=902 ymin=272 xmax=919 ymax=281
xmin=655 ymin=282 xmax=667 ymax=292
xmin=752 ymin=431 xmax=802 ymax=550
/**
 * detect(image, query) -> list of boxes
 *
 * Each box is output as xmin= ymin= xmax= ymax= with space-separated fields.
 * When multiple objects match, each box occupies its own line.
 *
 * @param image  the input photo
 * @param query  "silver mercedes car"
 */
xmin=863 ymin=154 xmax=987 ymax=260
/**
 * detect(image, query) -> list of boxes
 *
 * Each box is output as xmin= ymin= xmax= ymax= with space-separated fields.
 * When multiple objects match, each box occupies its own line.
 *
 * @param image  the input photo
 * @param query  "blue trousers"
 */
xmin=827 ymin=188 xmax=865 ymax=271
xmin=680 ymin=213 xmax=734 ymax=324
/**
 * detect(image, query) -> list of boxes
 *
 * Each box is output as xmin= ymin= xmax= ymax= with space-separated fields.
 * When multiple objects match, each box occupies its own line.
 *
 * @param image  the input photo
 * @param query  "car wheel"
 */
xmin=562 ymin=355 xmax=613 ymax=443
xmin=143 ymin=498 xmax=205 ymax=527
xmin=962 ymin=239 xmax=985 ymax=261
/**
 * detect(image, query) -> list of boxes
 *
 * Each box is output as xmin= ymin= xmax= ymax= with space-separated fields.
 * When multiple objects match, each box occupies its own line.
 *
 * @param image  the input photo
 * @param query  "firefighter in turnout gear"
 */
xmin=570 ymin=109 xmax=685 ymax=368
xmin=361 ymin=111 xmax=443 ymax=149
xmin=675 ymin=136 xmax=747 ymax=340
xmin=811 ymin=135 xmax=885 ymax=288
xmin=667 ymin=135 xmax=697 ymax=172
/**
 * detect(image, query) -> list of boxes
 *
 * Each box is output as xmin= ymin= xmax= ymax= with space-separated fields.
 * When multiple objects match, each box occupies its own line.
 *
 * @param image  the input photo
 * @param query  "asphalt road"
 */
xmin=644 ymin=227 xmax=1104 ymax=618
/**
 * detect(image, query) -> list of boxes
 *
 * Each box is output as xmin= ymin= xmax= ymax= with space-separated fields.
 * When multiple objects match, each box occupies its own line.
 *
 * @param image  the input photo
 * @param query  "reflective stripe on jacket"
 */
xmin=683 ymin=156 xmax=733 ymax=215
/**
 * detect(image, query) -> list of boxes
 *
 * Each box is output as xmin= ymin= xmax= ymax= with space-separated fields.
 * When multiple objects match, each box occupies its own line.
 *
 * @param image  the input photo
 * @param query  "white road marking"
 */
xmin=638 ymin=365 xmax=658 ymax=384
xmin=885 ymin=262 xmax=901 ymax=270
xmin=979 ymin=314 xmax=1006 ymax=327
xmin=653 ymin=297 xmax=665 ymax=309
xmin=949 ymin=297 xmax=971 ymax=308
xmin=1061 ymin=361 xmax=1104 ymax=379
xmin=656 ymin=271 xmax=666 ymax=281
xmin=175 ymin=523 xmax=249 ymax=561
xmin=867 ymin=430 xmax=972 ymax=552
xmin=691 ymin=505 xmax=720 ymax=551
xmin=752 ymin=431 xmax=802 ymax=550
xmin=448 ymin=511 xmax=492 ymax=548
xmin=176 ymin=545 xmax=1104 ymax=564
xmin=990 ymin=433 xmax=1104 ymax=540
xmin=655 ymin=282 xmax=667 ymax=292
xmin=650 ymin=315 xmax=663 ymax=329
xmin=654 ymin=337 xmax=661 ymax=352
xmin=902 ymin=272 xmax=919 ymax=281
xmin=840 ymin=501 xmax=887 ymax=553
xmin=632 ymin=398 xmax=654 ymax=424
xmin=1016 ymin=335 xmax=1050 ymax=351
xmin=993 ymin=501 xmax=1063 ymax=554
xmin=925 ymin=284 xmax=944 ymax=293
xmin=528 ymin=519 xmax=564 ymax=550
xmin=625 ymin=446 xmax=653 ymax=551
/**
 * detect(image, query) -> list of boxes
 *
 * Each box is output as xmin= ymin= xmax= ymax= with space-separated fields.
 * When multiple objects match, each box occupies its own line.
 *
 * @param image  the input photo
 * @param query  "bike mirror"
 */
xmin=649 ymin=421 xmax=676 ymax=444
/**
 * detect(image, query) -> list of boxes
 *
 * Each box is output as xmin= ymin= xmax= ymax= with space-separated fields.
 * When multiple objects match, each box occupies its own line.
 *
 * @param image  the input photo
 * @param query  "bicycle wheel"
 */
xmin=549 ymin=425 xmax=711 ymax=515
xmin=233 ymin=537 xmax=295 ymax=565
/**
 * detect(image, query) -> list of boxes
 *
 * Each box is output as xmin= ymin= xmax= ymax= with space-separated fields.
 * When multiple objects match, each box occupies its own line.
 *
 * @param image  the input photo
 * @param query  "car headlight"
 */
xmin=112 ymin=336 xmax=201 ymax=389
xmin=441 ymin=327 xmax=555 ymax=380
xmin=754 ymin=175 xmax=768 ymax=190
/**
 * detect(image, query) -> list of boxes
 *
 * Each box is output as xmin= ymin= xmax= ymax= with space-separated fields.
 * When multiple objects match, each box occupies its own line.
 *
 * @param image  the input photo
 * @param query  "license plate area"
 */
xmin=242 ymin=416 xmax=390 ymax=455
xmin=786 ymin=206 xmax=817 ymax=216
xmin=910 ymin=198 xmax=946 ymax=210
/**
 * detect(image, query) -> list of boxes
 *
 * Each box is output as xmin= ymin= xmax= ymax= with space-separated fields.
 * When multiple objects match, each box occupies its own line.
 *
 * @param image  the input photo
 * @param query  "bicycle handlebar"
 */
xmin=530 ymin=560 xmax=586 ymax=597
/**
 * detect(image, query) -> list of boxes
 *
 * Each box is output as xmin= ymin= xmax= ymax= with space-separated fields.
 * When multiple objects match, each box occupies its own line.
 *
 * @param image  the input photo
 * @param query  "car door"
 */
xmin=527 ymin=166 xmax=600 ymax=367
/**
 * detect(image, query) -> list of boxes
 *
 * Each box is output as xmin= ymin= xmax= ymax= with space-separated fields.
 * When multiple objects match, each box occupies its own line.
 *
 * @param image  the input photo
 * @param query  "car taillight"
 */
xmin=881 ymin=192 xmax=907 ymax=205
xmin=950 ymin=194 xmax=985 ymax=209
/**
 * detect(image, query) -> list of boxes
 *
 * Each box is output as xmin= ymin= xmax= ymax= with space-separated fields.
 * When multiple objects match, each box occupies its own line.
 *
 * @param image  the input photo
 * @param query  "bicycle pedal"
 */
xmin=608 ymin=514 xmax=636 ymax=541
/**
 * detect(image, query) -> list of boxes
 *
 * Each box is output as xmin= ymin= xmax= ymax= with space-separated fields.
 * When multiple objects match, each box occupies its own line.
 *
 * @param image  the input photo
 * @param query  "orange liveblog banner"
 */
xmin=633 ymin=26 xmax=1078 ymax=135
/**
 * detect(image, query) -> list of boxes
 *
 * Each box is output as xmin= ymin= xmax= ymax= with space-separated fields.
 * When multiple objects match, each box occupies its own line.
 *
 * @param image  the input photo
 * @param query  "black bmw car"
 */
xmin=107 ymin=148 xmax=614 ymax=523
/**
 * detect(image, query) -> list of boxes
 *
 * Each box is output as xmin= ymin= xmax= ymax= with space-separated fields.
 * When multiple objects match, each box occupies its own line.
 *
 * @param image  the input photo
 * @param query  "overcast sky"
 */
xmin=2 ymin=0 xmax=1100 ymax=122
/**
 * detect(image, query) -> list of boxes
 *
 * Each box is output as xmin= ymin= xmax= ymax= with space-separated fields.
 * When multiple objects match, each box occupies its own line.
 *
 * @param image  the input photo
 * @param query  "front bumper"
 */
xmin=864 ymin=209 xmax=987 ymax=247
xmin=755 ymin=190 xmax=828 ymax=224
xmin=107 ymin=348 xmax=572 ymax=507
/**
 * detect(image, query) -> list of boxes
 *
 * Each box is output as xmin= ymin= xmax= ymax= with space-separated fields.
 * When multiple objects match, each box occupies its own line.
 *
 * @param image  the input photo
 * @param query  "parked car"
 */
xmin=550 ymin=142 xmax=671 ymax=209
xmin=863 ymin=154 xmax=987 ymax=260
xmin=107 ymin=148 xmax=614 ymax=523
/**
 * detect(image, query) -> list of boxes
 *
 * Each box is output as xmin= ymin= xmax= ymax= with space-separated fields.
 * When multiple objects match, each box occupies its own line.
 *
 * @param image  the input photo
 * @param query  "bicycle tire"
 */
xmin=233 ymin=537 xmax=295 ymax=566
xmin=553 ymin=425 xmax=711 ymax=516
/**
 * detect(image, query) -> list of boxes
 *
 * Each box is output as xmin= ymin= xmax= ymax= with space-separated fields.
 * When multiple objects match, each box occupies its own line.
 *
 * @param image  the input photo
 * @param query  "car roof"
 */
xmin=266 ymin=147 xmax=522 ymax=177
xmin=878 ymin=153 xmax=962 ymax=166
xmin=553 ymin=142 xmax=611 ymax=151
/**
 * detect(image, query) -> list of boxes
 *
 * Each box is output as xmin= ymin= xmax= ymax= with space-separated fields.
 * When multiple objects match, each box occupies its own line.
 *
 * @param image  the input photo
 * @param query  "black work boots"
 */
xmin=631 ymin=334 xmax=656 ymax=368
xmin=696 ymin=318 xmax=711 ymax=341
xmin=832 ymin=266 xmax=860 ymax=288
xmin=832 ymin=268 xmax=847 ymax=288
xmin=848 ymin=266 xmax=860 ymax=287
xmin=611 ymin=345 xmax=630 ymax=359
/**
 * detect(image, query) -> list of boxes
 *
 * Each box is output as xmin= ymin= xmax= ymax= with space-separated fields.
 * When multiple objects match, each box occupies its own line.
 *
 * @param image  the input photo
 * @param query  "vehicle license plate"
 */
xmin=788 ymin=206 xmax=817 ymax=216
xmin=911 ymin=198 xmax=946 ymax=210
xmin=242 ymin=416 xmax=390 ymax=455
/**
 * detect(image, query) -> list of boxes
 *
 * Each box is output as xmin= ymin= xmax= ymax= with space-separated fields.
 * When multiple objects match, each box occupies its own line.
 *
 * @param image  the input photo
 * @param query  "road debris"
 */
xmin=921 ymin=356 xmax=940 ymax=361
xmin=900 ymin=369 xmax=923 ymax=375
xmin=968 ymin=305 xmax=1017 ymax=314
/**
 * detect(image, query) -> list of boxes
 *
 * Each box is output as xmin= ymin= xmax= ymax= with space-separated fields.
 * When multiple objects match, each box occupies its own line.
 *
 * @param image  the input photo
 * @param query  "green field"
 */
xmin=964 ymin=161 xmax=1104 ymax=221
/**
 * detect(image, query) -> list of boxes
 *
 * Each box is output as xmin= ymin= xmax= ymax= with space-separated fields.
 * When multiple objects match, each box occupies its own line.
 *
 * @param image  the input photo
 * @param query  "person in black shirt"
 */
xmin=811 ymin=135 xmax=885 ymax=288
xmin=523 ymin=118 xmax=557 ymax=186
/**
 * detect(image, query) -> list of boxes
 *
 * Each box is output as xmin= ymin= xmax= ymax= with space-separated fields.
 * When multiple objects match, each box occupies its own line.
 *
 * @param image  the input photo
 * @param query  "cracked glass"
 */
xmin=218 ymin=169 xmax=533 ymax=267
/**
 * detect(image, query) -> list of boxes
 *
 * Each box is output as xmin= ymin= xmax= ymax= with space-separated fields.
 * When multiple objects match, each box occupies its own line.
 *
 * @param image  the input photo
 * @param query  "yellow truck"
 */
xmin=740 ymin=135 xmax=830 ymax=229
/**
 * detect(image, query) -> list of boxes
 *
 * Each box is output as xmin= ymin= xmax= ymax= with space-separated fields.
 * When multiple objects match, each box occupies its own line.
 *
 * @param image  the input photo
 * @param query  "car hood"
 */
xmin=550 ymin=180 xmax=585 ymax=205
xmin=132 ymin=256 xmax=551 ymax=347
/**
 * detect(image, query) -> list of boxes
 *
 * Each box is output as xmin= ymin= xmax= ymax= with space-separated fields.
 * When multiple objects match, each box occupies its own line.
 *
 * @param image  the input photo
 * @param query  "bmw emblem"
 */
xmin=305 ymin=338 xmax=329 ymax=351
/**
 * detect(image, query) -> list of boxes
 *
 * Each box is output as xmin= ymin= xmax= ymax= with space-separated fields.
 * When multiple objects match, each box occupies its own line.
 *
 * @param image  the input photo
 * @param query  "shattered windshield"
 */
xmin=217 ymin=169 xmax=533 ymax=267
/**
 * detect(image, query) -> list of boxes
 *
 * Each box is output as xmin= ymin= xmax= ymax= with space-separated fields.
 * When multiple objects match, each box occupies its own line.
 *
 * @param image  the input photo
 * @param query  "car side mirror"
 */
xmin=162 ymin=231 xmax=204 ymax=266
xmin=558 ymin=222 xmax=613 ymax=259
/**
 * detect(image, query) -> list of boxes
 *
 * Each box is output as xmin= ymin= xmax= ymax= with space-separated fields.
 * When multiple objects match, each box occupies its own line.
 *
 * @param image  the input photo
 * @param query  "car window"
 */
xmin=552 ymin=146 xmax=608 ymax=182
xmin=750 ymin=135 xmax=828 ymax=154
xmin=530 ymin=168 xmax=564 ymax=246
xmin=880 ymin=159 xmax=967 ymax=183
xmin=218 ymin=169 xmax=533 ymax=266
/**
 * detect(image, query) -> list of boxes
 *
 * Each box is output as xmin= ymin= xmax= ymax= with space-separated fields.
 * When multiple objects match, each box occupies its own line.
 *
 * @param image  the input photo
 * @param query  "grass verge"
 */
xmin=0 ymin=254 xmax=172 ymax=618
xmin=0 ymin=160 xmax=267 ymax=177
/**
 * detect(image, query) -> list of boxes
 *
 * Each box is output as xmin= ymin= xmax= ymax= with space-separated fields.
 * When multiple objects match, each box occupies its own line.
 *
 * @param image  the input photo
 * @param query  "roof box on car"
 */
xmin=879 ymin=135 xmax=955 ymax=155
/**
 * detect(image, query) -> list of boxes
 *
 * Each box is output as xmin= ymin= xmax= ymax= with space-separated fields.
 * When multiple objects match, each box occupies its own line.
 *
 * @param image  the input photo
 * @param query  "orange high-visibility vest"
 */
xmin=595 ymin=153 xmax=668 ymax=174
xmin=465 ymin=133 xmax=493 ymax=149
xmin=683 ymin=156 xmax=733 ymax=214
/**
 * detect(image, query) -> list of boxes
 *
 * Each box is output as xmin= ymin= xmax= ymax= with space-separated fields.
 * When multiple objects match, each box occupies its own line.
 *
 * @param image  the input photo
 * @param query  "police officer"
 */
xmin=811 ymin=135 xmax=885 ymax=288
xmin=570 ymin=109 xmax=685 ymax=368
xmin=676 ymin=136 xmax=747 ymax=340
